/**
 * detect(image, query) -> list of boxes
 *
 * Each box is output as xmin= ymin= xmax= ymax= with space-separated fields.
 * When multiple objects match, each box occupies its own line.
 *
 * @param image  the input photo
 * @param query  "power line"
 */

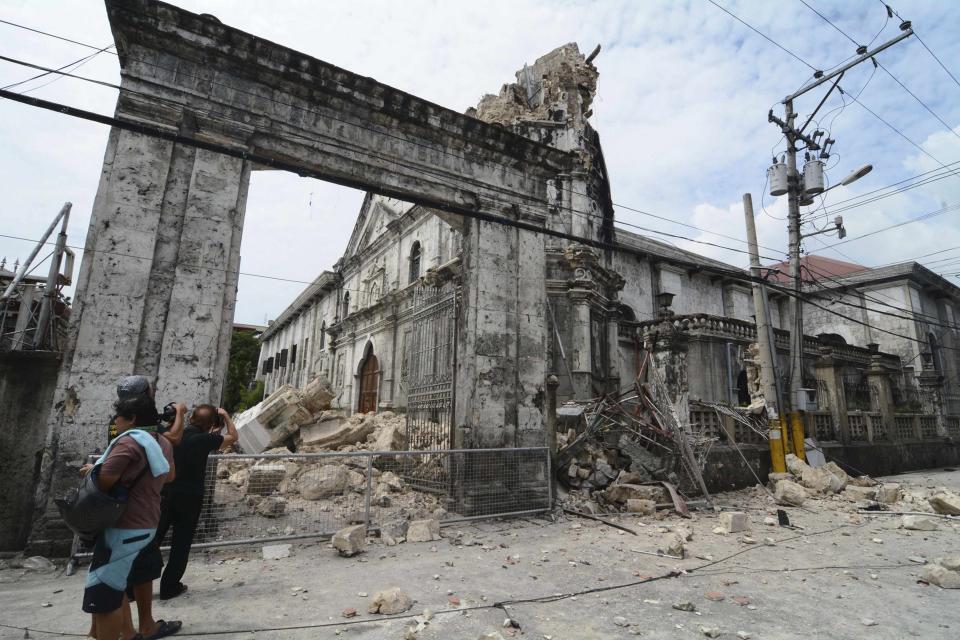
xmin=0 ymin=52 xmax=789 ymax=263
xmin=812 ymin=201 xmax=960 ymax=251
xmin=705 ymin=0 xmax=817 ymax=71
xmin=798 ymin=0 xmax=861 ymax=47
xmin=877 ymin=1 xmax=960 ymax=89
xmin=0 ymin=19 xmax=789 ymax=260
xmin=877 ymin=60 xmax=960 ymax=143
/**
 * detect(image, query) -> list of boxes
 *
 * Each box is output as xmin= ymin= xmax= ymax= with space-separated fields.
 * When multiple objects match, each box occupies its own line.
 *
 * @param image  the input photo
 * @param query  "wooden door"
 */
xmin=358 ymin=352 xmax=379 ymax=413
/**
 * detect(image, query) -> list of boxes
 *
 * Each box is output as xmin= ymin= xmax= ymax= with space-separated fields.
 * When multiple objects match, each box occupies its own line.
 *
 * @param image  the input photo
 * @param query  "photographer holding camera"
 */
xmin=155 ymin=404 xmax=238 ymax=600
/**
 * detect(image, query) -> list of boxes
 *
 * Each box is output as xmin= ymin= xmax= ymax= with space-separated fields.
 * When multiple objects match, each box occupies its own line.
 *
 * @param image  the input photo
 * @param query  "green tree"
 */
xmin=223 ymin=330 xmax=263 ymax=413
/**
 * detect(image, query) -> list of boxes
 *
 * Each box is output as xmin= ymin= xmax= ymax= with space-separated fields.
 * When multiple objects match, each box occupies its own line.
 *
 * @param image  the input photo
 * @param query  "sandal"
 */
xmin=159 ymin=584 xmax=188 ymax=600
xmin=144 ymin=619 xmax=182 ymax=640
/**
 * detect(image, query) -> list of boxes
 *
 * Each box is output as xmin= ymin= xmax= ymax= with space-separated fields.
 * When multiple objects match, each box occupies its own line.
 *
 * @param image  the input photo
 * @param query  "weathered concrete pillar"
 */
xmin=568 ymin=290 xmax=593 ymax=400
xmin=455 ymin=218 xmax=547 ymax=449
xmin=865 ymin=355 xmax=895 ymax=441
xmin=29 ymin=128 xmax=250 ymax=554
xmin=917 ymin=356 xmax=947 ymax=436
xmin=813 ymin=347 xmax=849 ymax=443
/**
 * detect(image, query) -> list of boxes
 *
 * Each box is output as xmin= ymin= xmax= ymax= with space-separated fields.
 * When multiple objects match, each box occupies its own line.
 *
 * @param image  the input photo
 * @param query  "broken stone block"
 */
xmin=928 ymin=491 xmax=960 ymax=515
xmin=371 ymin=421 xmax=403 ymax=452
xmin=822 ymin=461 xmax=850 ymax=485
xmin=800 ymin=466 xmax=845 ymax=494
xmin=719 ymin=512 xmax=750 ymax=533
xmin=407 ymin=519 xmax=441 ymax=543
xmin=332 ymin=524 xmax=367 ymax=557
xmin=380 ymin=471 xmax=403 ymax=492
xmin=368 ymin=588 xmax=413 ymax=614
xmin=901 ymin=515 xmax=939 ymax=531
xmin=848 ymin=475 xmax=878 ymax=487
xmin=21 ymin=556 xmax=55 ymax=572
xmin=625 ymin=499 xmax=656 ymax=515
xmin=767 ymin=472 xmax=792 ymax=485
xmin=843 ymin=485 xmax=878 ymax=501
xmin=246 ymin=463 xmax=286 ymax=496
xmin=346 ymin=469 xmax=366 ymax=492
xmin=773 ymin=479 xmax=806 ymax=507
xmin=262 ymin=543 xmax=291 ymax=560
xmin=922 ymin=564 xmax=960 ymax=589
xmin=662 ymin=533 xmax=685 ymax=558
xmin=299 ymin=375 xmax=335 ymax=414
xmin=299 ymin=464 xmax=349 ymax=500
xmin=298 ymin=415 xmax=370 ymax=449
xmin=381 ymin=519 xmax=408 ymax=541
xmin=876 ymin=483 xmax=900 ymax=504
xmin=255 ymin=496 xmax=287 ymax=518
xmin=603 ymin=483 xmax=668 ymax=504
xmin=785 ymin=453 xmax=810 ymax=477
xmin=937 ymin=555 xmax=960 ymax=572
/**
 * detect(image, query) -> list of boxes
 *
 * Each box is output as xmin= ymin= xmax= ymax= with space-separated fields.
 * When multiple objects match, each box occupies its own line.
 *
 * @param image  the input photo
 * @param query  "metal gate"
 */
xmin=403 ymin=279 xmax=458 ymax=488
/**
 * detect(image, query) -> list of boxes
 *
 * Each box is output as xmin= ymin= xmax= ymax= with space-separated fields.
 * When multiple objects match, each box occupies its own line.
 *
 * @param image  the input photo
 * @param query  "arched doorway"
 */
xmin=358 ymin=346 xmax=379 ymax=413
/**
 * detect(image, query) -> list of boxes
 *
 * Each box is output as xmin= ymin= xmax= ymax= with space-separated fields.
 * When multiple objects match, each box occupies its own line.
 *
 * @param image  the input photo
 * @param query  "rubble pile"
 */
xmin=233 ymin=375 xmax=409 ymax=455
xmin=554 ymin=379 xmax=717 ymax=515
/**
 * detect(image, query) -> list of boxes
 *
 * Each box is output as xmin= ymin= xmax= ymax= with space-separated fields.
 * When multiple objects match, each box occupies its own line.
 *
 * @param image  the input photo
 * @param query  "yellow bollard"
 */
xmin=768 ymin=416 xmax=787 ymax=473
xmin=791 ymin=412 xmax=806 ymax=461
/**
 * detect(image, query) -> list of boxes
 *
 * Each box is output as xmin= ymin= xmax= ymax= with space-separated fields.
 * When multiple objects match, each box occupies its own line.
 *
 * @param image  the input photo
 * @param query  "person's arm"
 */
xmin=218 ymin=408 xmax=238 ymax=450
xmin=162 ymin=403 xmax=188 ymax=445
xmin=95 ymin=439 xmax=138 ymax=492
xmin=164 ymin=459 xmax=176 ymax=484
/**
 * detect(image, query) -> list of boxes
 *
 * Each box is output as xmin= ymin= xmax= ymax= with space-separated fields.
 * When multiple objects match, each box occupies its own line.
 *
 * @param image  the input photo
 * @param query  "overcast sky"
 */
xmin=2 ymin=0 xmax=959 ymax=325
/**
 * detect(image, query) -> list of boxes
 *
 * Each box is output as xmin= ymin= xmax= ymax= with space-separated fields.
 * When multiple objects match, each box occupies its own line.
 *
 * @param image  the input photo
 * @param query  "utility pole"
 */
xmin=743 ymin=193 xmax=787 ymax=472
xmin=767 ymin=26 xmax=913 ymax=459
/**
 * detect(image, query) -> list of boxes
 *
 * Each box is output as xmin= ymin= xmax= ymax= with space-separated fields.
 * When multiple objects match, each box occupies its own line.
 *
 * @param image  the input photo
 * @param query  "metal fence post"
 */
xmin=363 ymin=455 xmax=373 ymax=530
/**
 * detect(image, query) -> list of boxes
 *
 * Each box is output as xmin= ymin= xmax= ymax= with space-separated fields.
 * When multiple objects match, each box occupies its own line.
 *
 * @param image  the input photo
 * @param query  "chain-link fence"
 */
xmin=71 ymin=447 xmax=551 ymax=560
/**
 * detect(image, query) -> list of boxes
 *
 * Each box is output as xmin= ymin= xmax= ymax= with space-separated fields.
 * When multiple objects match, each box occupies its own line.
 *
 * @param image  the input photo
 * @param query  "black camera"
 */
xmin=159 ymin=402 xmax=177 ymax=424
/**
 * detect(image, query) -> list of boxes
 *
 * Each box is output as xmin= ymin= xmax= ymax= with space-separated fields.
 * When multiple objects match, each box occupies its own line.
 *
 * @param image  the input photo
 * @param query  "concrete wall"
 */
xmin=258 ymin=204 xmax=459 ymax=414
xmin=0 ymin=351 xmax=59 ymax=551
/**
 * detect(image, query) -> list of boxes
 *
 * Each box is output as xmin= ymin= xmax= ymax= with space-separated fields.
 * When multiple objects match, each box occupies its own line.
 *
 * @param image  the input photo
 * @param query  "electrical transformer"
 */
xmin=767 ymin=162 xmax=789 ymax=197
xmin=802 ymin=159 xmax=825 ymax=194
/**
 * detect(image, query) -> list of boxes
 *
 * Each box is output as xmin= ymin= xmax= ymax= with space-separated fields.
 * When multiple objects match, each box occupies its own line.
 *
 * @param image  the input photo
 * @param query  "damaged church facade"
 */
xmin=20 ymin=0 xmax=960 ymax=553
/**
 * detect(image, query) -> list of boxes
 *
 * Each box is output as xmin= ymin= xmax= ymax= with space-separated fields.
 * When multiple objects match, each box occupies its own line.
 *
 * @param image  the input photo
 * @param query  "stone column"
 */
xmin=455 ymin=217 xmax=547 ymax=449
xmin=813 ymin=347 xmax=849 ymax=443
xmin=567 ymin=290 xmax=593 ymax=400
xmin=865 ymin=355 xmax=895 ymax=442
xmin=29 ymin=128 xmax=251 ymax=555
xmin=917 ymin=354 xmax=947 ymax=436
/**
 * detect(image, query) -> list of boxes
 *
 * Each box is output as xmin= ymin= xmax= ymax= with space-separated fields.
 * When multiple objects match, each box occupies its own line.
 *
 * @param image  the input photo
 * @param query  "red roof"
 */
xmin=765 ymin=255 xmax=867 ymax=284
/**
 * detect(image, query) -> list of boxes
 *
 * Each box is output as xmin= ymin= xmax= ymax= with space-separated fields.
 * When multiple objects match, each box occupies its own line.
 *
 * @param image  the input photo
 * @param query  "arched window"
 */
xmin=342 ymin=292 xmax=350 ymax=319
xmin=409 ymin=241 xmax=422 ymax=284
xmin=319 ymin=322 xmax=326 ymax=349
xmin=618 ymin=303 xmax=636 ymax=322
xmin=929 ymin=333 xmax=943 ymax=373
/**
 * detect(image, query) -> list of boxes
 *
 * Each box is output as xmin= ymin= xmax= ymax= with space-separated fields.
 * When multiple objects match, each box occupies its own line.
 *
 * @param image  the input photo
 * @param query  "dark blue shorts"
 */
xmin=82 ymin=528 xmax=155 ymax=614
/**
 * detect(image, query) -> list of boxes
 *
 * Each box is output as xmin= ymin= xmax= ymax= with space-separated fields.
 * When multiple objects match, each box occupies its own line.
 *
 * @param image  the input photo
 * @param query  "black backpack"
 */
xmin=56 ymin=442 xmax=153 ymax=542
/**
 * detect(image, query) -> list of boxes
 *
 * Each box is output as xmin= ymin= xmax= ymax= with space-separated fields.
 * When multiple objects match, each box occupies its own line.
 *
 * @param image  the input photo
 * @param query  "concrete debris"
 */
xmin=701 ymin=626 xmax=722 ymax=638
xmin=255 ymin=496 xmax=287 ymax=518
xmin=922 ymin=563 xmax=960 ymax=588
xmin=937 ymin=555 xmax=960 ymax=571
xmin=233 ymin=376 xmax=410 ymax=455
xmin=473 ymin=43 xmax=598 ymax=130
xmin=246 ymin=463 xmax=286 ymax=495
xmin=876 ymin=483 xmax=901 ymax=504
xmin=613 ymin=616 xmax=630 ymax=627
xmin=672 ymin=601 xmax=697 ymax=612
xmin=332 ymin=524 xmax=367 ymax=557
xmin=603 ymin=483 xmax=668 ymax=505
xmin=800 ymin=466 xmax=846 ymax=495
xmin=662 ymin=534 xmax=685 ymax=558
xmin=928 ymin=491 xmax=960 ymax=515
xmin=262 ymin=544 xmax=291 ymax=560
xmin=406 ymin=519 xmax=441 ymax=543
xmin=785 ymin=453 xmax=808 ymax=477
xmin=901 ymin=515 xmax=939 ymax=531
xmin=299 ymin=464 xmax=350 ymax=500
xmin=719 ymin=512 xmax=750 ymax=533
xmin=626 ymin=498 xmax=656 ymax=515
xmin=773 ymin=479 xmax=807 ymax=507
xmin=21 ymin=556 xmax=55 ymax=572
xmin=843 ymin=485 xmax=877 ymax=502
xmin=368 ymin=588 xmax=414 ymax=614
xmin=848 ymin=475 xmax=878 ymax=487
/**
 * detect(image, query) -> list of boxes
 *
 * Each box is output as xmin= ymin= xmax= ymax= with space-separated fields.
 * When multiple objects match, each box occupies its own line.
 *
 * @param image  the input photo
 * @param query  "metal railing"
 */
xmin=72 ymin=447 xmax=551 ymax=559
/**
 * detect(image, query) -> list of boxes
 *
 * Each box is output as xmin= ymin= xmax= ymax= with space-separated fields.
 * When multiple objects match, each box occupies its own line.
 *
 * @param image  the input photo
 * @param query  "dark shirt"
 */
xmin=167 ymin=426 xmax=224 ymax=496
